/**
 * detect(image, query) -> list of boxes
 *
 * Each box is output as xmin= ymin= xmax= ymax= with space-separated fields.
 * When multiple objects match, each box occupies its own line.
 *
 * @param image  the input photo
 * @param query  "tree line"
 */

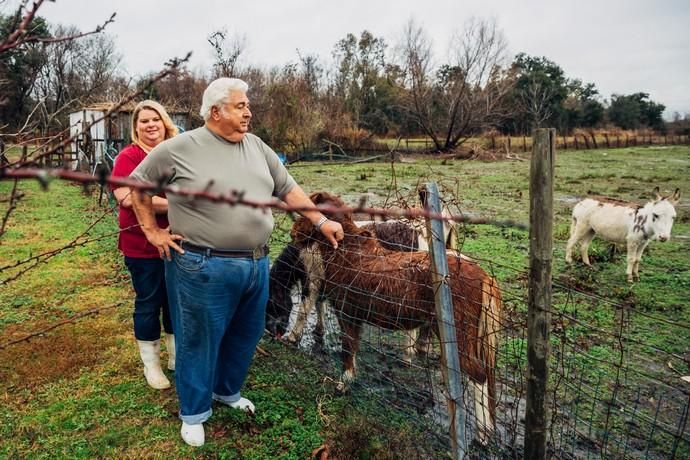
xmin=1 ymin=8 xmax=687 ymax=156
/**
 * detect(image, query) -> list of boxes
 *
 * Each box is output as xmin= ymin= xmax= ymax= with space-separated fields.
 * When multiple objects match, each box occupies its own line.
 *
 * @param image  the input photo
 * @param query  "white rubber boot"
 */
xmin=137 ymin=340 xmax=171 ymax=390
xmin=164 ymin=334 xmax=176 ymax=371
xmin=181 ymin=422 xmax=205 ymax=447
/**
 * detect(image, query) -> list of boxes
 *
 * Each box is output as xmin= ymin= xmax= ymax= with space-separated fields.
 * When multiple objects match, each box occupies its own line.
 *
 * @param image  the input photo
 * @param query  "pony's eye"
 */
xmin=652 ymin=213 xmax=659 ymax=221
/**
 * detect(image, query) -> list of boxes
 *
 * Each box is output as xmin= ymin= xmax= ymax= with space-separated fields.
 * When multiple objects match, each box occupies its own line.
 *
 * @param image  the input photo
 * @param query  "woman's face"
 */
xmin=135 ymin=108 xmax=165 ymax=149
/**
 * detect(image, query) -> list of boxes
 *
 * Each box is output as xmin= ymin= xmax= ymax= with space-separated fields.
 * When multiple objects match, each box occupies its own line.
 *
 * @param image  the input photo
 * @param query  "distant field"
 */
xmin=1 ymin=145 xmax=688 ymax=457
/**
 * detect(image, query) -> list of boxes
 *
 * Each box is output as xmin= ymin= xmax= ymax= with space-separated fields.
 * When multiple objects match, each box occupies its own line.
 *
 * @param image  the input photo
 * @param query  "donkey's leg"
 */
xmin=579 ymin=230 xmax=596 ymax=266
xmin=632 ymin=240 xmax=650 ymax=282
xmin=566 ymin=218 xmax=586 ymax=263
xmin=626 ymin=240 xmax=639 ymax=282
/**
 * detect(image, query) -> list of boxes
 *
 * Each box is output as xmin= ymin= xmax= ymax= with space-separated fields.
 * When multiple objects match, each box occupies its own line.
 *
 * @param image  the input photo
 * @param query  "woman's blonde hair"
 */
xmin=131 ymin=100 xmax=178 ymax=148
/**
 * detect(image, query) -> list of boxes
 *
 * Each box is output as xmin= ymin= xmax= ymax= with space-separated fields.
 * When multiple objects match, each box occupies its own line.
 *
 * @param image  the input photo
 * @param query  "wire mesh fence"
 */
xmin=268 ymin=195 xmax=689 ymax=459
xmin=2 ymin=164 xmax=687 ymax=458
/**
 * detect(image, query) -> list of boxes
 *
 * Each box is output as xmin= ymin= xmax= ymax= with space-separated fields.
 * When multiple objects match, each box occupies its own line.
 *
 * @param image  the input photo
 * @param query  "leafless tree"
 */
xmin=0 ymin=1 xmax=190 ymax=242
xmin=32 ymin=24 xmax=123 ymax=133
xmin=207 ymin=28 xmax=246 ymax=78
xmin=394 ymin=19 xmax=434 ymax=141
xmin=397 ymin=17 xmax=514 ymax=152
xmin=519 ymin=79 xmax=553 ymax=129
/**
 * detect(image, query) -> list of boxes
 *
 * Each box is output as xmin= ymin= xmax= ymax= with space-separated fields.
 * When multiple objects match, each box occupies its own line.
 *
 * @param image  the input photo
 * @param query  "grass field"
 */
xmin=1 ymin=145 xmax=688 ymax=458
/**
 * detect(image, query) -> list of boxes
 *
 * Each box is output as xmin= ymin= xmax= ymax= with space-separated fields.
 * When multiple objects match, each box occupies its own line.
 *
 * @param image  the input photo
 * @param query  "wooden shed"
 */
xmin=67 ymin=102 xmax=191 ymax=172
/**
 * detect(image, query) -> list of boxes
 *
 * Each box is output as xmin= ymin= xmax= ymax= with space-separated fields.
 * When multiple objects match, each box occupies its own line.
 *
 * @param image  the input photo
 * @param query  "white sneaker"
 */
xmin=229 ymin=397 xmax=255 ymax=414
xmin=180 ymin=422 xmax=204 ymax=447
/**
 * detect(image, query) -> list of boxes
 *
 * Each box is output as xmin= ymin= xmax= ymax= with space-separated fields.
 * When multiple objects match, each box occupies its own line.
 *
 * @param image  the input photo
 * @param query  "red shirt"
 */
xmin=111 ymin=144 xmax=169 ymax=258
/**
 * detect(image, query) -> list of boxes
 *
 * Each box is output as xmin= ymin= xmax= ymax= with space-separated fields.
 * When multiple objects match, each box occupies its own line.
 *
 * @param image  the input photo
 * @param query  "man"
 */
xmin=129 ymin=77 xmax=343 ymax=447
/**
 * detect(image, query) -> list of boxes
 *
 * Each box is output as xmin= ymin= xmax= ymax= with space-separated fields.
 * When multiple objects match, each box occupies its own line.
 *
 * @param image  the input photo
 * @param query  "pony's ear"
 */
xmin=669 ymin=188 xmax=681 ymax=205
xmin=290 ymin=217 xmax=316 ymax=247
xmin=653 ymin=186 xmax=661 ymax=200
xmin=309 ymin=192 xmax=322 ymax=204
xmin=354 ymin=229 xmax=375 ymax=243
xmin=418 ymin=188 xmax=429 ymax=208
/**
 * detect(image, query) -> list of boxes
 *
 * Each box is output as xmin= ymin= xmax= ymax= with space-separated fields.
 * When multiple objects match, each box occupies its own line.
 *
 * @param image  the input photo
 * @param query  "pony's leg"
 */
xmin=472 ymin=381 xmax=493 ymax=446
xmin=286 ymin=294 xmax=315 ymax=343
xmin=286 ymin=248 xmax=323 ymax=343
xmin=402 ymin=328 xmax=419 ymax=365
xmin=313 ymin=297 xmax=325 ymax=351
xmin=338 ymin=320 xmax=362 ymax=391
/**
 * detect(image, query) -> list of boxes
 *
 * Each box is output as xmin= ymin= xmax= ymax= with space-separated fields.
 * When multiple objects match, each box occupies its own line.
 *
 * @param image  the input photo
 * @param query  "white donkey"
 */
xmin=565 ymin=187 xmax=681 ymax=282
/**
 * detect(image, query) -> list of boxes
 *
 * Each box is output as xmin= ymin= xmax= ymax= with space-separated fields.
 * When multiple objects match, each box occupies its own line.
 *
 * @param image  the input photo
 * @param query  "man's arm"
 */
xmin=282 ymin=185 xmax=343 ymax=248
xmin=113 ymin=187 xmax=168 ymax=213
xmin=131 ymin=188 xmax=184 ymax=259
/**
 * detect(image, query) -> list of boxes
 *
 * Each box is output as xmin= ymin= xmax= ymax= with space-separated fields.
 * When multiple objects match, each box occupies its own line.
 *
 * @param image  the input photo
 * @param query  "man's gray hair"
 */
xmin=200 ymin=78 xmax=249 ymax=121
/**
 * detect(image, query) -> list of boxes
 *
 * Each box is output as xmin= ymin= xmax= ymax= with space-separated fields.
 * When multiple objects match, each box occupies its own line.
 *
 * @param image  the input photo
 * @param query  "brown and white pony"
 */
xmin=291 ymin=192 xmax=502 ymax=444
xmin=278 ymin=219 xmax=432 ymax=361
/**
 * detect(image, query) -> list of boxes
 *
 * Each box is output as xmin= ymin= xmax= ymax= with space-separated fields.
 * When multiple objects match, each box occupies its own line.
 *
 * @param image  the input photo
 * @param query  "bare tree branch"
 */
xmin=0 ymin=1 xmax=116 ymax=54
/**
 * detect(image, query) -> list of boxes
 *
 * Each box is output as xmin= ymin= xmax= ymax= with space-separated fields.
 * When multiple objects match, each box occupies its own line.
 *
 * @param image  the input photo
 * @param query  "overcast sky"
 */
xmin=13 ymin=0 xmax=690 ymax=118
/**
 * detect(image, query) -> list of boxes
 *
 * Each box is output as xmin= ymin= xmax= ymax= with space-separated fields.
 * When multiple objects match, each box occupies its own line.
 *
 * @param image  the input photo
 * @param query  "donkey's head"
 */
xmin=645 ymin=187 xmax=681 ymax=242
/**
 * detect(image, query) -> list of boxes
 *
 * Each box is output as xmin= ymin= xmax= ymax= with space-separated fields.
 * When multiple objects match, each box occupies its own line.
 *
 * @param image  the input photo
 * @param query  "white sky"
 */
xmin=11 ymin=0 xmax=690 ymax=118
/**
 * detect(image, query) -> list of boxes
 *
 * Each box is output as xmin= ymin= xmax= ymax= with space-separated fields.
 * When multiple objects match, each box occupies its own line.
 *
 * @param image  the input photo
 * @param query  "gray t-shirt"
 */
xmin=130 ymin=127 xmax=296 ymax=249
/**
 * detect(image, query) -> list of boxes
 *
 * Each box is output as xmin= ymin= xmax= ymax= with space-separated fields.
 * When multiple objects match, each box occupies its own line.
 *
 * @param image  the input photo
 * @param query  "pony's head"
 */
xmin=290 ymin=192 xmax=371 ymax=249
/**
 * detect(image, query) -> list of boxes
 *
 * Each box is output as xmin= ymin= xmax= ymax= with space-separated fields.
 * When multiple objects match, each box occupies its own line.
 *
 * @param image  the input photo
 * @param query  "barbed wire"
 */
xmin=0 ymin=167 xmax=529 ymax=230
xmin=0 ymin=206 xmax=122 ymax=284
xmin=0 ymin=302 xmax=125 ymax=350
xmin=5 ymin=51 xmax=192 ymax=170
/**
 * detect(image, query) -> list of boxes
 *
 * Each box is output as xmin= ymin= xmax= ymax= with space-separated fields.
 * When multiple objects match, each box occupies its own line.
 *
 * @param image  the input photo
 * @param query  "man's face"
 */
xmin=215 ymin=90 xmax=252 ymax=138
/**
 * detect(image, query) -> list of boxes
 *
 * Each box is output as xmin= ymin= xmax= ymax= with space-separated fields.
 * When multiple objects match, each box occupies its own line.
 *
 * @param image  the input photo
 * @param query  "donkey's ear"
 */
xmin=652 ymin=186 xmax=661 ymax=200
xmin=669 ymin=188 xmax=681 ymax=205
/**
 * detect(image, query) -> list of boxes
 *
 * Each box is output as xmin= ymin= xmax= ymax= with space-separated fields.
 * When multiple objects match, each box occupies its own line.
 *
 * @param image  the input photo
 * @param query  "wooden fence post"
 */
xmin=524 ymin=129 xmax=555 ymax=460
xmin=424 ymin=182 xmax=466 ymax=460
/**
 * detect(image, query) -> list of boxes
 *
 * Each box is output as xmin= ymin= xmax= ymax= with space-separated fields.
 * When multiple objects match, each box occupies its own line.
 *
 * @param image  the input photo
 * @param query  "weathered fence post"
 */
xmin=524 ymin=129 xmax=555 ymax=459
xmin=424 ymin=182 xmax=466 ymax=459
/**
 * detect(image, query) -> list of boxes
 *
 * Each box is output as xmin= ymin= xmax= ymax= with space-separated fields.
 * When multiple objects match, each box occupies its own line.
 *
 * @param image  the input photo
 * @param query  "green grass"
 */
xmin=1 ymin=145 xmax=688 ymax=457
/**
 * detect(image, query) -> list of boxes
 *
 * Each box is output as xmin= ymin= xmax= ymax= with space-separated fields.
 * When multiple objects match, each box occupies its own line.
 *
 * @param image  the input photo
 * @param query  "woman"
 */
xmin=111 ymin=100 xmax=178 ymax=389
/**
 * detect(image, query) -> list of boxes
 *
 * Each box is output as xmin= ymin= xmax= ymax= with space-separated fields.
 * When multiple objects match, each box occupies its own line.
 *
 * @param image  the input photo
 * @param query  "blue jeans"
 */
xmin=124 ymin=256 xmax=173 ymax=341
xmin=165 ymin=250 xmax=269 ymax=424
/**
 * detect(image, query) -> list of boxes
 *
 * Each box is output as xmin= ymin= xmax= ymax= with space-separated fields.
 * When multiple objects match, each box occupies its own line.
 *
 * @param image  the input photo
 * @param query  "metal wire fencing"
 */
xmin=267 ymin=195 xmax=689 ymax=459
